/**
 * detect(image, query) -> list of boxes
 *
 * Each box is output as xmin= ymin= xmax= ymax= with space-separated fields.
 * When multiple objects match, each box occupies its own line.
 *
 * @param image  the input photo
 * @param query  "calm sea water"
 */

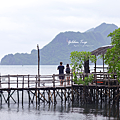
xmin=0 ymin=65 xmax=119 ymax=120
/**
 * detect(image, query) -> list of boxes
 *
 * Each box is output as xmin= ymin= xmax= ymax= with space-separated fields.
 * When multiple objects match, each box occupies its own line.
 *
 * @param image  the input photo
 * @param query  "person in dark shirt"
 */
xmin=65 ymin=64 xmax=70 ymax=85
xmin=57 ymin=62 xmax=65 ymax=86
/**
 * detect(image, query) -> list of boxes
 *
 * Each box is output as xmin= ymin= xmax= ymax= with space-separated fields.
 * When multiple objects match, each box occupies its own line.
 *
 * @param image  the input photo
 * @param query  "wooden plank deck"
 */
xmin=0 ymin=73 xmax=119 ymax=106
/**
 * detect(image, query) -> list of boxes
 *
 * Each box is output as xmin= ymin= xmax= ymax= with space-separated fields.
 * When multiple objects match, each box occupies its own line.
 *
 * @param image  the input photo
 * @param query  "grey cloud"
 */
xmin=0 ymin=0 xmax=120 ymax=60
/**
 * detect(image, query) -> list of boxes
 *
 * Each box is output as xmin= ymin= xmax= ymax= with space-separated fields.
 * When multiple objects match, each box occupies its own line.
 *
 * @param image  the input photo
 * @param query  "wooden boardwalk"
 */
xmin=0 ymin=73 xmax=120 ymax=106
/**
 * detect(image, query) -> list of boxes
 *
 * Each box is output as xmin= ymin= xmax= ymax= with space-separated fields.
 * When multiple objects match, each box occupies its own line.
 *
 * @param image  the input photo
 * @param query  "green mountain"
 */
xmin=0 ymin=23 xmax=118 ymax=65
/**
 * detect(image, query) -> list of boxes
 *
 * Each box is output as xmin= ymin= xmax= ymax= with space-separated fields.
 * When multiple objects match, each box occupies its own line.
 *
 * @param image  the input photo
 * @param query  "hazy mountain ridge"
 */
xmin=0 ymin=23 xmax=118 ymax=65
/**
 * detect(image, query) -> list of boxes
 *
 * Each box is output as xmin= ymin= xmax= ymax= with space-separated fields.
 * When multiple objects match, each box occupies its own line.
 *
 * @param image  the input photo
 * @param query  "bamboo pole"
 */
xmin=37 ymin=44 xmax=40 ymax=87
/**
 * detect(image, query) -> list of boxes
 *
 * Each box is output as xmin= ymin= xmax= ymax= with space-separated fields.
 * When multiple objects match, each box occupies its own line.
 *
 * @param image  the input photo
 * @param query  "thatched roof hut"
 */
xmin=91 ymin=45 xmax=113 ymax=73
xmin=91 ymin=45 xmax=113 ymax=56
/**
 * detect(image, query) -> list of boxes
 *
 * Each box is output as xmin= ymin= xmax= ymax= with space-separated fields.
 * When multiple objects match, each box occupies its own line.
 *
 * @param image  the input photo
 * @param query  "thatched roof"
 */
xmin=91 ymin=45 xmax=113 ymax=56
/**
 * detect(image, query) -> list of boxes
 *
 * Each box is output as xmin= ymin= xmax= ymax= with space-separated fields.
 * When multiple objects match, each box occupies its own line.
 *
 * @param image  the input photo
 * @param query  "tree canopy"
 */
xmin=105 ymin=28 xmax=120 ymax=82
xmin=70 ymin=51 xmax=96 ymax=85
xmin=70 ymin=51 xmax=96 ymax=73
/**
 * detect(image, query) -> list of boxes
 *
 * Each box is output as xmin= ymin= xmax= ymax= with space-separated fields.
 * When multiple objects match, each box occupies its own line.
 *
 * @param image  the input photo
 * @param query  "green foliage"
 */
xmin=70 ymin=51 xmax=95 ymax=85
xmin=73 ymin=73 xmax=94 ymax=85
xmin=105 ymin=28 xmax=120 ymax=82
xmin=70 ymin=51 xmax=96 ymax=72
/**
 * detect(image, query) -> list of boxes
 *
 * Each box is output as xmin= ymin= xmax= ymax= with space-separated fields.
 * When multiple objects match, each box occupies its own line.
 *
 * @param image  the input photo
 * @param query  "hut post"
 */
xmin=95 ymin=55 xmax=96 ymax=73
xmin=0 ymin=73 xmax=1 ymax=88
xmin=103 ymin=54 xmax=104 ymax=73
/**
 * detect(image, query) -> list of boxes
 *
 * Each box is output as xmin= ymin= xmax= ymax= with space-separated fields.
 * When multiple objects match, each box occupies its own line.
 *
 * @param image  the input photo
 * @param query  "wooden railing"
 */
xmin=0 ymin=72 xmax=118 ymax=89
xmin=0 ymin=74 xmax=73 ymax=89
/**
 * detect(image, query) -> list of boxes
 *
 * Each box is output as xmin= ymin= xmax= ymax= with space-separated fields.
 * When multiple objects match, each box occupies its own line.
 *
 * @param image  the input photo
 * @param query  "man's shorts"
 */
xmin=59 ymin=75 xmax=64 ymax=79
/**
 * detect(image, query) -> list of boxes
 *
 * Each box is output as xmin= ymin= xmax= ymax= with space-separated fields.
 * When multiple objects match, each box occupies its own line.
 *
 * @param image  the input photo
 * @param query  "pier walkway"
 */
xmin=0 ymin=73 xmax=119 ymax=106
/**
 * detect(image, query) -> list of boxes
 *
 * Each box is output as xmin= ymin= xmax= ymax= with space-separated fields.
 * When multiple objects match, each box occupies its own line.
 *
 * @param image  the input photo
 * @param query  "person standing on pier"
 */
xmin=57 ymin=62 xmax=65 ymax=86
xmin=65 ymin=64 xmax=70 ymax=85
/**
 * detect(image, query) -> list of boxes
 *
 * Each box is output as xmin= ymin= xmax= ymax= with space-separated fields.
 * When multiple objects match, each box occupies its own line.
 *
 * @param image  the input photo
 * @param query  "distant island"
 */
xmin=0 ymin=23 xmax=118 ymax=65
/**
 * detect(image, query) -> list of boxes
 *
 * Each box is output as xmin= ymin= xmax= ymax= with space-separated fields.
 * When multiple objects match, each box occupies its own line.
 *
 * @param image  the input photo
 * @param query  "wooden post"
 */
xmin=8 ymin=75 xmax=10 ymax=89
xmin=94 ymin=74 xmax=97 ymax=86
xmin=103 ymin=54 xmax=104 ymax=73
xmin=36 ymin=90 xmax=37 ymax=107
xmin=22 ymin=89 xmax=24 ymax=106
xmin=37 ymin=44 xmax=40 ymax=87
xmin=71 ymin=73 xmax=74 ymax=104
xmin=28 ymin=90 xmax=30 ymax=105
xmin=0 ymin=91 xmax=2 ymax=105
xmin=71 ymin=73 xmax=73 ymax=86
xmin=100 ymin=88 xmax=102 ymax=104
xmin=105 ymin=88 xmax=107 ymax=102
xmin=95 ymin=55 xmax=96 ymax=73
xmin=36 ymin=75 xmax=37 ymax=88
xmin=117 ymin=99 xmax=119 ymax=118
xmin=53 ymin=74 xmax=55 ymax=88
xmin=113 ymin=88 xmax=115 ymax=104
xmin=48 ymin=90 xmax=50 ymax=103
xmin=117 ymin=84 xmax=119 ymax=103
xmin=17 ymin=75 xmax=19 ymax=105
xmin=17 ymin=90 xmax=19 ymax=105
xmin=64 ymin=74 xmax=66 ymax=87
xmin=0 ymin=73 xmax=1 ymax=88
xmin=53 ymin=74 xmax=56 ymax=104
xmin=64 ymin=74 xmax=66 ymax=102
xmin=22 ymin=76 xmax=24 ymax=89
xmin=17 ymin=75 xmax=18 ymax=88
xmin=28 ymin=75 xmax=29 ymax=88
xmin=8 ymin=90 xmax=10 ymax=107
xmin=72 ymin=87 xmax=73 ymax=103
xmin=38 ymin=89 xmax=40 ymax=105
xmin=22 ymin=76 xmax=24 ymax=106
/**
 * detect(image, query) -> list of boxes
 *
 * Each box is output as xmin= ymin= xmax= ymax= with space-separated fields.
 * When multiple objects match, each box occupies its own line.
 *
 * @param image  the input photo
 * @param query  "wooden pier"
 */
xmin=0 ymin=73 xmax=119 ymax=107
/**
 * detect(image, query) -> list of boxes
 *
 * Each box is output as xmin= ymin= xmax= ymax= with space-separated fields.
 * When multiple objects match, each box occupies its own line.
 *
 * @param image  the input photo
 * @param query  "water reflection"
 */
xmin=0 ymin=98 xmax=119 ymax=120
xmin=35 ymin=100 xmax=119 ymax=119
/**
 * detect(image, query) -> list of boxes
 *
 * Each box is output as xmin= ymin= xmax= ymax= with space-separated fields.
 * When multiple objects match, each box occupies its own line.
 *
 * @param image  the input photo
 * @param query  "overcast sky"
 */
xmin=0 ymin=0 xmax=120 ymax=60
